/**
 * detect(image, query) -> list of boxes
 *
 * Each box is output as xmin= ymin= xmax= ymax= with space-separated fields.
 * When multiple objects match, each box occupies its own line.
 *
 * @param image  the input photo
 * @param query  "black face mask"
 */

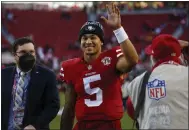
xmin=18 ymin=53 xmax=36 ymax=72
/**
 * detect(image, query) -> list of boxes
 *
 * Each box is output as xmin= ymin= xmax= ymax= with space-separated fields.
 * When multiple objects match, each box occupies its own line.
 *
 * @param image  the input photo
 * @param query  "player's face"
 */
xmin=80 ymin=34 xmax=102 ymax=55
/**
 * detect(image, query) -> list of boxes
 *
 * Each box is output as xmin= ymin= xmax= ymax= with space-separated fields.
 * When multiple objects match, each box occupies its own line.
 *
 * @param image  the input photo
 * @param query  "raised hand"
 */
xmin=101 ymin=3 xmax=121 ymax=30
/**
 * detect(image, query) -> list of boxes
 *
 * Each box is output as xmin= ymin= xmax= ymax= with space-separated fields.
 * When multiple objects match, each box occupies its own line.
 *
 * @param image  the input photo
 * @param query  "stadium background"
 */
xmin=1 ymin=1 xmax=189 ymax=129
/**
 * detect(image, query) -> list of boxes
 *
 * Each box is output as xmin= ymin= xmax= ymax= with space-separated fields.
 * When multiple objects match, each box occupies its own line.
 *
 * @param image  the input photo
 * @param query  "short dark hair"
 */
xmin=12 ymin=37 xmax=35 ymax=53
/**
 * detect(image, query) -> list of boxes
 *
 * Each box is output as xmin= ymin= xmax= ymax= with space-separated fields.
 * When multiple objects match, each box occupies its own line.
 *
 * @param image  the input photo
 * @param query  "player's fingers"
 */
xmin=115 ymin=6 xmax=120 ymax=17
xmin=112 ymin=2 xmax=115 ymax=13
xmin=100 ymin=16 xmax=108 ymax=24
xmin=106 ymin=4 xmax=111 ymax=14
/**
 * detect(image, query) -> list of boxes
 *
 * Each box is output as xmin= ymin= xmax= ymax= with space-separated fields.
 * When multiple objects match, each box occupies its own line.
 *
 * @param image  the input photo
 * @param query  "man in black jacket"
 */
xmin=2 ymin=37 xmax=60 ymax=130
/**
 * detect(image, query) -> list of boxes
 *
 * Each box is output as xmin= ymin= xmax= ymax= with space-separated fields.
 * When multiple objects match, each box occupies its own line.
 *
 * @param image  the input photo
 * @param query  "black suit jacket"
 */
xmin=1 ymin=65 xmax=60 ymax=130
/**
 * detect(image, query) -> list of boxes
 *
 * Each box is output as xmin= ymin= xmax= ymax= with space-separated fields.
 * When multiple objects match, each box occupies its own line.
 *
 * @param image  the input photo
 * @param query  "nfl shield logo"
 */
xmin=147 ymin=79 xmax=166 ymax=100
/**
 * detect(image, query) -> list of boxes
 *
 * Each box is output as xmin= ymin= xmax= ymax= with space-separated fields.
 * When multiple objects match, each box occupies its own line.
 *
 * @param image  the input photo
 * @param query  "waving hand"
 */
xmin=101 ymin=3 xmax=122 ymax=30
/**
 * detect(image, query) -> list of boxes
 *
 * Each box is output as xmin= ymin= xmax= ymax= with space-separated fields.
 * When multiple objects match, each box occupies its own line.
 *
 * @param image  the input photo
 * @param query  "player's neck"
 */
xmin=84 ymin=52 xmax=101 ymax=63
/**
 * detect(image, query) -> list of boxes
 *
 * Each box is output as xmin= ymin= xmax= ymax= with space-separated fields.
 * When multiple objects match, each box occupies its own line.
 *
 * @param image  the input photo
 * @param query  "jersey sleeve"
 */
xmin=104 ymin=46 xmax=124 ymax=68
xmin=59 ymin=61 xmax=72 ymax=84
xmin=111 ymin=46 xmax=124 ymax=61
xmin=126 ymin=96 xmax=134 ymax=120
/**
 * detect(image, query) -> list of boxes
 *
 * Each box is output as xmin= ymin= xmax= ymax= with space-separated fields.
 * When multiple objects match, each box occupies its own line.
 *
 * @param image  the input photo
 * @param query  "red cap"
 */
xmin=145 ymin=34 xmax=181 ymax=59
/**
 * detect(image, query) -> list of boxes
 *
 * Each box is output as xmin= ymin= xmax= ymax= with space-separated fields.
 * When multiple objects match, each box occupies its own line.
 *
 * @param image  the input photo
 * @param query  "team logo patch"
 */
xmin=101 ymin=57 xmax=111 ymax=66
xmin=147 ymin=79 xmax=166 ymax=100
xmin=86 ymin=26 xmax=95 ymax=31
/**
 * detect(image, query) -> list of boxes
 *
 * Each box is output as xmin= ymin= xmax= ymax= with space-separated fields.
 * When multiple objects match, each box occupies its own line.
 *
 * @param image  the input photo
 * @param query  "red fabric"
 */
xmin=145 ymin=34 xmax=181 ymax=59
xmin=73 ymin=120 xmax=121 ymax=130
xmin=59 ymin=46 xmax=124 ymax=121
xmin=126 ymin=97 xmax=134 ymax=120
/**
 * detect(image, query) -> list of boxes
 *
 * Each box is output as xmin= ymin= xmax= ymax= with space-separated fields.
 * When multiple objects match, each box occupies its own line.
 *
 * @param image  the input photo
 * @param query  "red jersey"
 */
xmin=59 ymin=46 xmax=124 ymax=121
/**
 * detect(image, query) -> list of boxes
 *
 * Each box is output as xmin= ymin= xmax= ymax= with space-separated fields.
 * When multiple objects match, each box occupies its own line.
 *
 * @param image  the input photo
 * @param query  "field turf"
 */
xmin=50 ymin=92 xmax=135 ymax=130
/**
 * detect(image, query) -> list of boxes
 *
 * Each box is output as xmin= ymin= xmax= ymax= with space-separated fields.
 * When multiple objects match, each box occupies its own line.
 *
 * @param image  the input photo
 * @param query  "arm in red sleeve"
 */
xmin=126 ymin=96 xmax=134 ymax=120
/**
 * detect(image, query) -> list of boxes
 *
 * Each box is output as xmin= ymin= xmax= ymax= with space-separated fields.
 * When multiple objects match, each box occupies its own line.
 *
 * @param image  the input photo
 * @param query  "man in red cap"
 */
xmin=145 ymin=34 xmax=188 ymax=69
xmin=124 ymin=34 xmax=188 ymax=129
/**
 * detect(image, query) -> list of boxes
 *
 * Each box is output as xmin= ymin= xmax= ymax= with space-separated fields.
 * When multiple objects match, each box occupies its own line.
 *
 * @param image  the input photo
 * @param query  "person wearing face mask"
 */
xmin=124 ymin=34 xmax=188 ymax=129
xmin=2 ymin=37 xmax=60 ymax=130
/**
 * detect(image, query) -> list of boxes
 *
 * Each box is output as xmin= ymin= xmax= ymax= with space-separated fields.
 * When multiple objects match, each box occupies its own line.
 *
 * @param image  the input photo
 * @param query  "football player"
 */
xmin=59 ymin=3 xmax=138 ymax=130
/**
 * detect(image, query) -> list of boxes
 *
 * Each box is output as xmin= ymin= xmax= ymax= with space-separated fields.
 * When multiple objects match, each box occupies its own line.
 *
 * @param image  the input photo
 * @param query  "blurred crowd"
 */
xmin=1 ymin=1 xmax=189 ymax=85
xmin=95 ymin=1 xmax=189 ymax=12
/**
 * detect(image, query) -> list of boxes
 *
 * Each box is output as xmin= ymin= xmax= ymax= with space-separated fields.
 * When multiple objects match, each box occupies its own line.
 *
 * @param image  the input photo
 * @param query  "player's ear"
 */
xmin=101 ymin=42 xmax=103 ymax=45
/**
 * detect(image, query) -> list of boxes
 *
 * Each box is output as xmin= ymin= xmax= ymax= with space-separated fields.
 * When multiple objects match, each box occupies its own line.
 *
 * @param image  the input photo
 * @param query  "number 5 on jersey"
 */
xmin=83 ymin=74 xmax=103 ymax=107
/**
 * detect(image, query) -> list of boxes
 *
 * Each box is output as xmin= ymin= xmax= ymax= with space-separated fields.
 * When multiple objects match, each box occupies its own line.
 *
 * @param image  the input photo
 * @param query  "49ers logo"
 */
xmin=147 ymin=79 xmax=166 ymax=100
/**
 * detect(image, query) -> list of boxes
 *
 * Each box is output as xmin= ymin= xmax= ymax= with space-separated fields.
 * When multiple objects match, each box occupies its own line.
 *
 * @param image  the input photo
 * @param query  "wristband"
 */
xmin=113 ymin=27 xmax=129 ymax=44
